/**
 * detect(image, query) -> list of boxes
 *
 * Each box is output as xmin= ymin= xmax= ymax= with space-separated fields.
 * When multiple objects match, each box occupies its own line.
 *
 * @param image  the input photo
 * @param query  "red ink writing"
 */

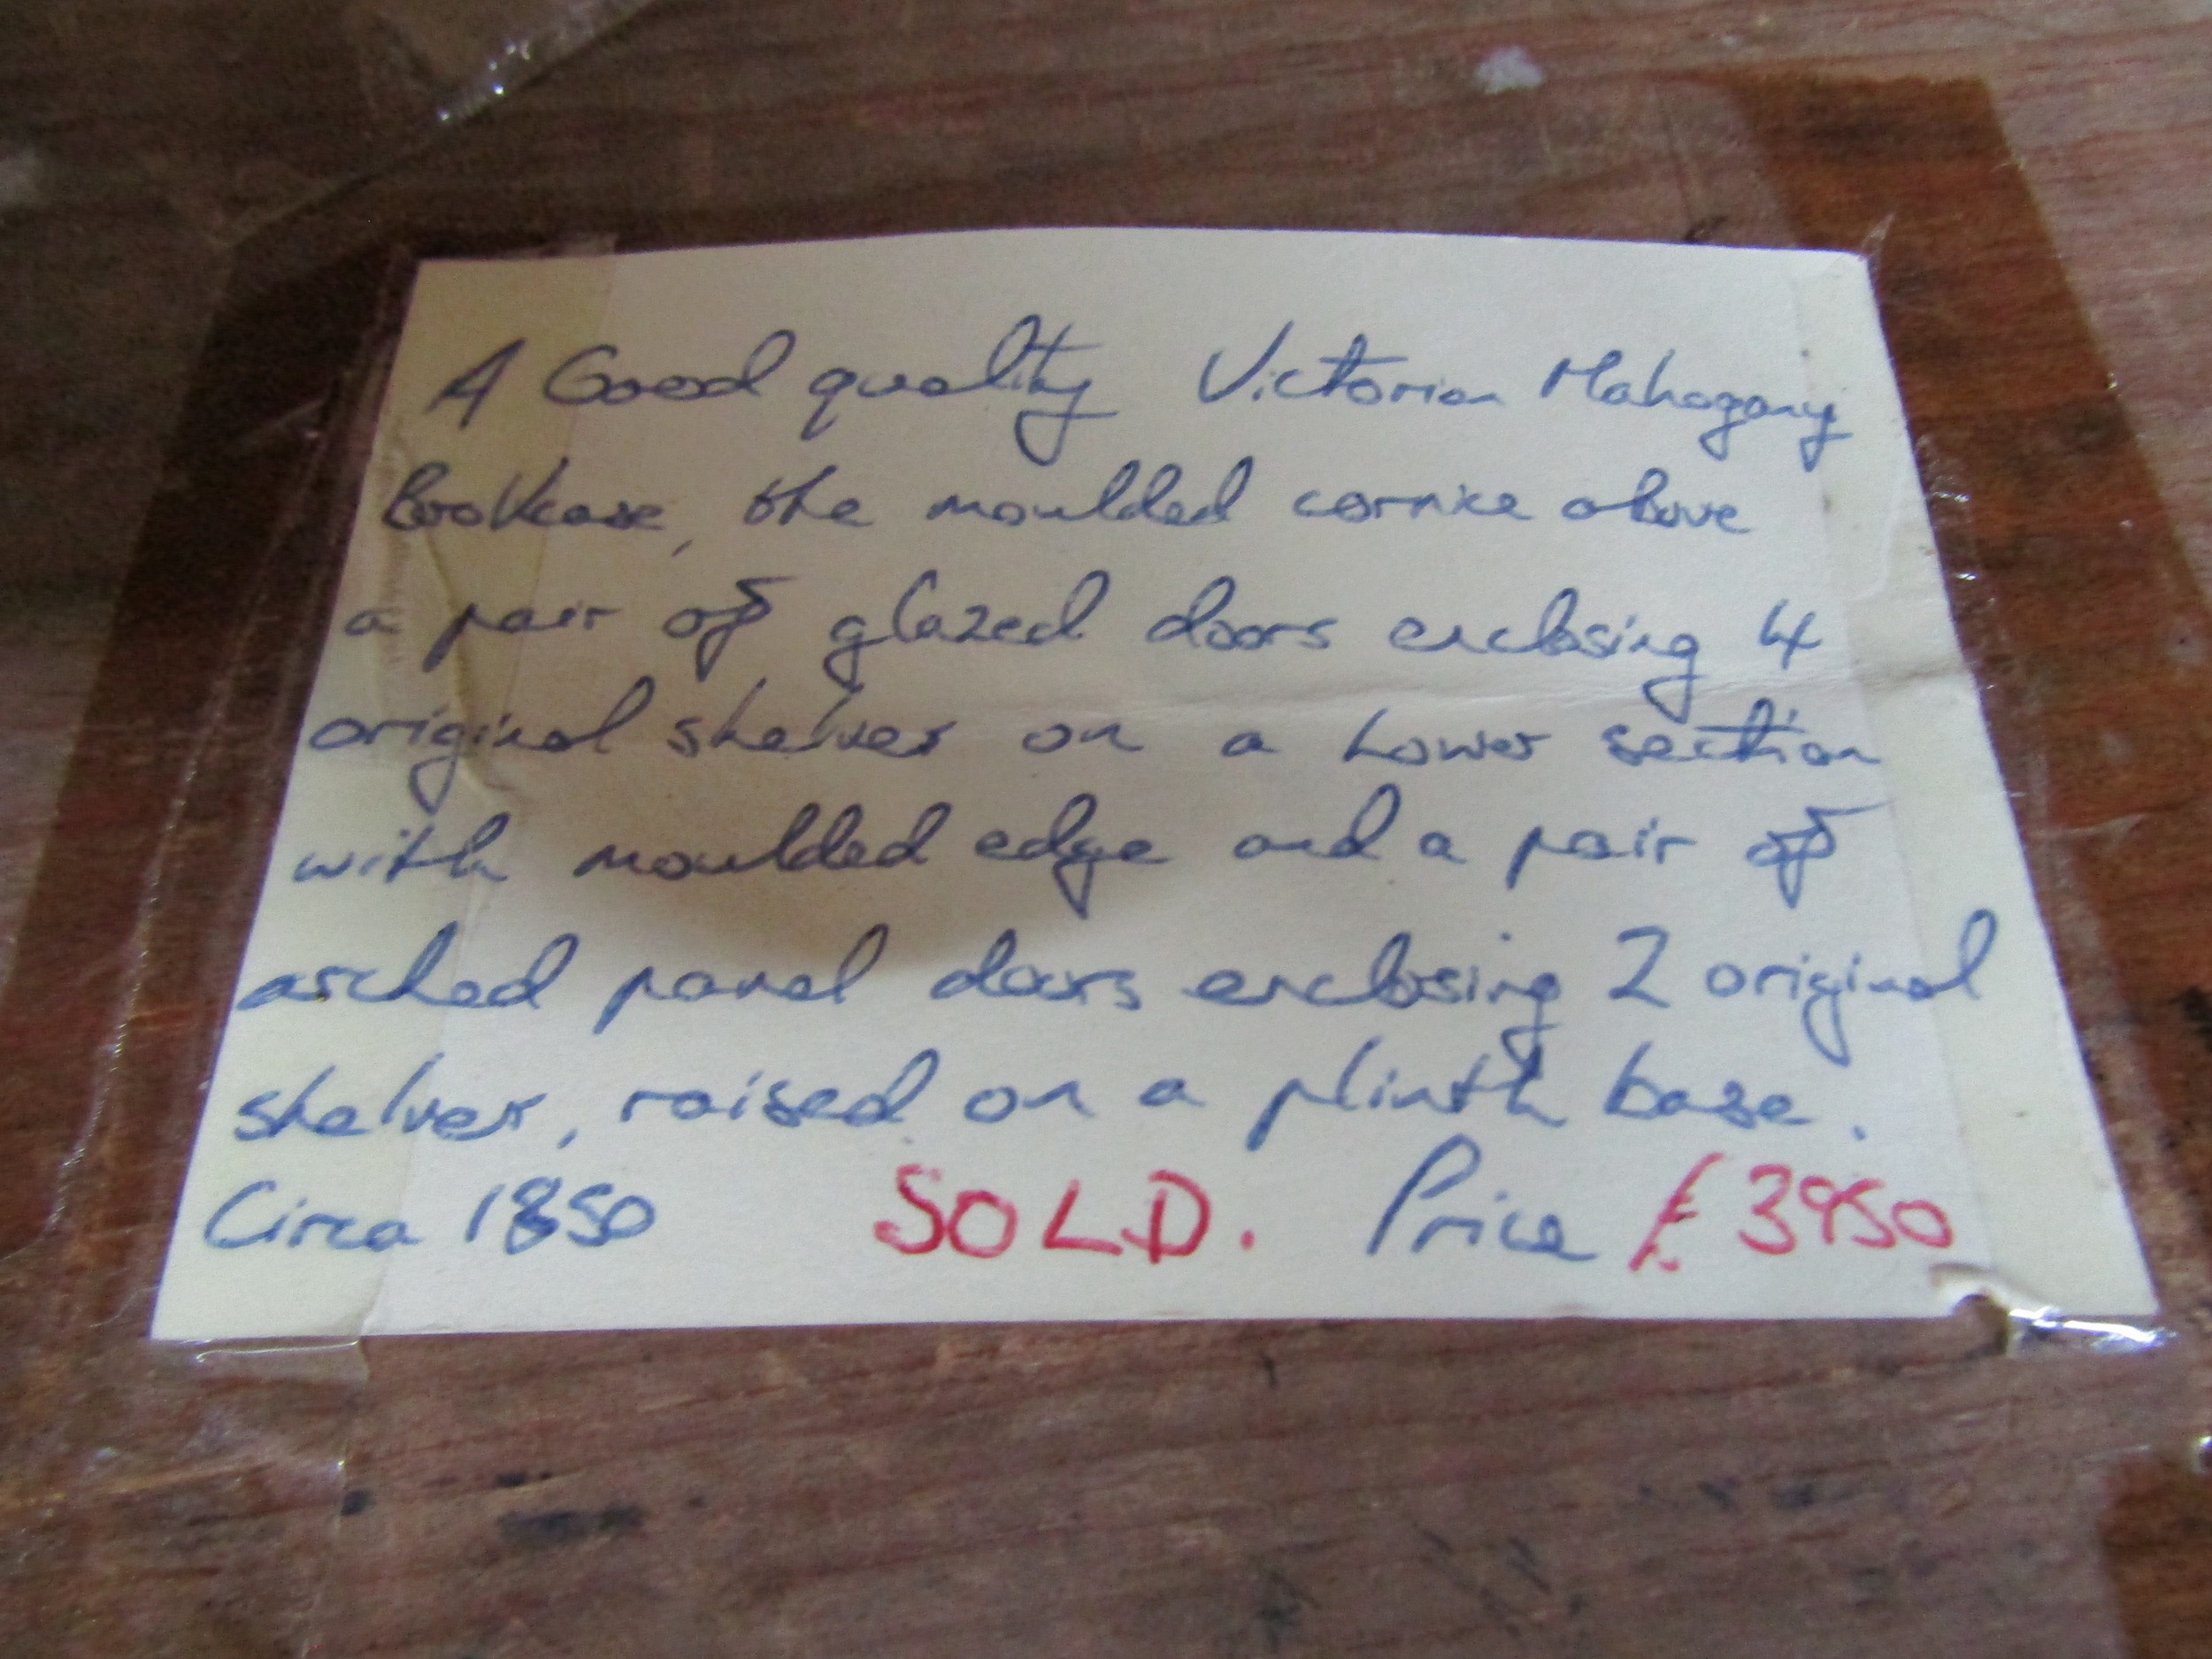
xmin=1740 ymin=1162 xmax=1795 ymax=1256
xmin=878 ymin=1164 xmax=1214 ymax=1263
xmin=1629 ymin=1151 xmax=1723 ymax=1272
xmin=1639 ymin=1153 xmax=1956 ymax=1268
xmin=1042 ymin=1179 xmax=1120 ymax=1255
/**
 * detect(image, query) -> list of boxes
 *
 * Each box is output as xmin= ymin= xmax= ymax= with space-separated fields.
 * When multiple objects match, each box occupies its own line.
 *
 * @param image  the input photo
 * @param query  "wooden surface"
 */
xmin=7 ymin=4 xmax=2212 ymax=1655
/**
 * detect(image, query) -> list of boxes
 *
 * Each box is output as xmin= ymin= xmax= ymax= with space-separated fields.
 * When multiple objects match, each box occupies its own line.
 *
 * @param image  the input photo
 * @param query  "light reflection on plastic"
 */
xmin=2008 ymin=1308 xmax=2174 ymax=1356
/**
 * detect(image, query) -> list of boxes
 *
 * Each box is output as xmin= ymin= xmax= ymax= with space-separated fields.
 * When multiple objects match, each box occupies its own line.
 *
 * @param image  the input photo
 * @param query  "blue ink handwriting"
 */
xmin=1759 ymin=601 xmax=1823 ymax=670
xmin=1505 ymin=818 xmax=1694 ymax=890
xmin=663 ymin=578 xmax=788 ymax=682
xmin=1187 ymin=931 xmax=1497 ymax=1011
xmin=972 ymin=793 xmax=1167 ymax=920
xmin=1341 ymin=708 xmax=1548 ymax=766
xmin=823 ymin=568 xmax=1108 ymax=694
xmin=1147 ymin=576 xmax=1334 ymax=652
xmin=1389 ymin=586 xmax=1702 ymax=723
xmin=422 ymin=600 xmax=619 ymax=672
xmin=1702 ymin=908 xmax=1998 ymax=1065
xmin=1745 ymin=803 xmax=1886 ymax=909
xmin=203 ymin=1180 xmax=422 ymax=1252
xmin=1022 ymin=719 xmax=1141 ymax=755
xmin=927 ymin=456 xmax=1251 ymax=528
xmin=1601 ymin=1041 xmax=1809 ymax=1130
xmin=541 ymin=330 xmax=796 ymax=407
xmin=1235 ymin=783 xmax=1400 ymax=863
xmin=1247 ymin=977 xmax=1563 ymax=1150
xmin=593 ymin=923 xmax=890 ymax=1034
xmin=292 ymin=810 xmax=512 ymax=885
xmin=1200 ymin=322 xmax=1503 ymax=411
xmin=1293 ymin=482 xmax=1530 ymax=523
xmin=574 ymin=799 xmax=949 ymax=881
xmin=803 ymin=315 xmax=1114 ymax=466
xmin=746 ymin=465 xmax=872 ymax=527
xmin=465 ymin=1177 xmax=657 ymax=1253
xmin=618 ymin=1048 xmax=941 ymax=1128
xmin=1560 ymin=466 xmax=1749 ymax=534
xmin=234 ymin=922 xmax=576 ymax=1013
xmin=670 ymin=680 xmax=953 ymax=761
xmin=1540 ymin=348 xmax=1850 ymax=471
xmin=932 ymin=928 xmax=1142 ymax=1010
xmin=1367 ymin=1134 xmax=1594 ymax=1260
xmin=1602 ymin=698 xmax=1878 ymax=769
xmin=964 ymin=1079 xmax=1094 ymax=1123
xmin=234 ymin=1055 xmax=544 ymax=1142
xmin=380 ymin=457 xmax=662 ymax=534
xmin=306 ymin=677 xmax=656 ymax=816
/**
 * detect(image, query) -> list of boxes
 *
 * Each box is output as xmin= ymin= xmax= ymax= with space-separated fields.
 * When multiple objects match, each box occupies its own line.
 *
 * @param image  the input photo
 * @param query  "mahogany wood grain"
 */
xmin=6 ymin=6 xmax=2212 ymax=1654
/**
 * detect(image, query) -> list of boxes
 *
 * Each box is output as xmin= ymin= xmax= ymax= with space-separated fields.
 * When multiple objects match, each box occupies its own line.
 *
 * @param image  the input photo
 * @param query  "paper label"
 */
xmin=150 ymin=229 xmax=2154 ymax=1336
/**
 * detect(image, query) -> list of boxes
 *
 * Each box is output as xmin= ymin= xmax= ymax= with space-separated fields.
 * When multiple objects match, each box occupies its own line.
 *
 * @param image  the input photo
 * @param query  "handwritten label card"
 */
xmin=150 ymin=229 xmax=2154 ymax=1338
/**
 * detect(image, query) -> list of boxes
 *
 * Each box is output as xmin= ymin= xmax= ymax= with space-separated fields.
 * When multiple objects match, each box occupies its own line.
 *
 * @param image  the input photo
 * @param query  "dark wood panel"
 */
xmin=4 ymin=12 xmax=2210 ymax=1655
